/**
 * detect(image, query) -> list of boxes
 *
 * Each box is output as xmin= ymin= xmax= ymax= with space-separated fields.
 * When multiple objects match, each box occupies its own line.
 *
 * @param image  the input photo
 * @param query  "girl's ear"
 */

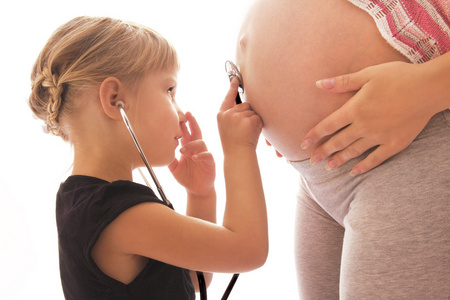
xmin=99 ymin=77 xmax=125 ymax=120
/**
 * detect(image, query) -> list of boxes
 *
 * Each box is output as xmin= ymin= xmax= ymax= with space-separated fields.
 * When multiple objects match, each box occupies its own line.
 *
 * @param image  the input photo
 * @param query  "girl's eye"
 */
xmin=168 ymin=87 xmax=176 ymax=99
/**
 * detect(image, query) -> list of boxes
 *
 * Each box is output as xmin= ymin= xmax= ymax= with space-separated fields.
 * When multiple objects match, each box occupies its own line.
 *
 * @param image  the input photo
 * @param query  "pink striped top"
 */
xmin=347 ymin=0 xmax=450 ymax=63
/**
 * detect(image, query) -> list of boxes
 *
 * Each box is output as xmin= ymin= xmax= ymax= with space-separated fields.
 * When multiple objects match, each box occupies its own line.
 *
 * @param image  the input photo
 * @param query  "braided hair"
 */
xmin=29 ymin=16 xmax=179 ymax=141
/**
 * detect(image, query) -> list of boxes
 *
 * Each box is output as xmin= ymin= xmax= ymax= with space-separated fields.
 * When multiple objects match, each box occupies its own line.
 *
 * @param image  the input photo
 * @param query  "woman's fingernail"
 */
xmin=350 ymin=166 xmax=362 ymax=176
xmin=301 ymin=138 xmax=313 ymax=149
xmin=316 ymin=78 xmax=336 ymax=90
xmin=180 ymin=147 xmax=187 ymax=154
xmin=310 ymin=154 xmax=322 ymax=165
xmin=326 ymin=159 xmax=338 ymax=170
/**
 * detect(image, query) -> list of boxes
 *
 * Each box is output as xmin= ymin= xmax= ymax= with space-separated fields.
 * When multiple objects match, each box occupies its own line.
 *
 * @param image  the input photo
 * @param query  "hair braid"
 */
xmin=30 ymin=66 xmax=68 ymax=140
xmin=44 ymin=67 xmax=63 ymax=130
xmin=28 ymin=16 xmax=179 ymax=142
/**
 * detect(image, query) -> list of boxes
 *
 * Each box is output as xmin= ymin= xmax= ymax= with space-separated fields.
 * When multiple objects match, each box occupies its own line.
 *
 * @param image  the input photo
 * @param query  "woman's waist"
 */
xmin=290 ymin=109 xmax=450 ymax=183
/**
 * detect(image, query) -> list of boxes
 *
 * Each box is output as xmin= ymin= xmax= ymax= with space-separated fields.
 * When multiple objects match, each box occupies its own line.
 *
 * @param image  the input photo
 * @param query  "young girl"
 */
xmin=28 ymin=16 xmax=267 ymax=299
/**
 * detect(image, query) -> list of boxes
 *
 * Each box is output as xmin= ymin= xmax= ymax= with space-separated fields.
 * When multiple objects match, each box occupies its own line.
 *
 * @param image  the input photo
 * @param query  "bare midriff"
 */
xmin=236 ymin=0 xmax=410 ymax=161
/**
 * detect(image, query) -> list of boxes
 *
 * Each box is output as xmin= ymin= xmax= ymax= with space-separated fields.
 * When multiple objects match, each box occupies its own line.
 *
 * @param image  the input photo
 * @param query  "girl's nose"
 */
xmin=174 ymin=103 xmax=187 ymax=123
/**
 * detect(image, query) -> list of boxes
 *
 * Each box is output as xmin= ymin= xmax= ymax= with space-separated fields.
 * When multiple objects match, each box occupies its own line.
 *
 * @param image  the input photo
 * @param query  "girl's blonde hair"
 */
xmin=29 ymin=16 xmax=179 ymax=141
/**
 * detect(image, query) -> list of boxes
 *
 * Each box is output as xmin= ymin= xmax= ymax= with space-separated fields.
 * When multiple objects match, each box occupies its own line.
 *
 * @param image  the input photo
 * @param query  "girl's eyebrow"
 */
xmin=163 ymin=75 xmax=177 ymax=85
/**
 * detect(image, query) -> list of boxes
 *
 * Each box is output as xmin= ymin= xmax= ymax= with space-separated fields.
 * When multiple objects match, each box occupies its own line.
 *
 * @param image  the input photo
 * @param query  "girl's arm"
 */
xmin=169 ymin=111 xmax=217 ymax=225
xmin=168 ymin=112 xmax=217 ymax=288
xmin=218 ymin=81 xmax=267 ymax=260
xmin=99 ymin=78 xmax=267 ymax=280
xmin=186 ymin=189 xmax=217 ymax=290
xmin=302 ymin=51 xmax=450 ymax=175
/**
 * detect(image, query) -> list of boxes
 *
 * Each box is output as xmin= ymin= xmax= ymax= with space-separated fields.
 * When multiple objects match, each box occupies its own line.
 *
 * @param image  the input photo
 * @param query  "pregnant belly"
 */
xmin=236 ymin=0 xmax=410 ymax=161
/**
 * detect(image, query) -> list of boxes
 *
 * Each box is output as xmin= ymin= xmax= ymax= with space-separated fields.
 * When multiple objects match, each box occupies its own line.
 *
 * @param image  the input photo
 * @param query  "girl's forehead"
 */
xmin=135 ymin=70 xmax=178 ymax=92
xmin=146 ymin=69 xmax=178 ymax=83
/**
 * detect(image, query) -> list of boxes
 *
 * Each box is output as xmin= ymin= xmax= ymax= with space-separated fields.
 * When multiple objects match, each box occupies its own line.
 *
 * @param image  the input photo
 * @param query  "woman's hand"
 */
xmin=265 ymin=139 xmax=283 ymax=158
xmin=168 ymin=112 xmax=215 ymax=197
xmin=302 ymin=60 xmax=444 ymax=175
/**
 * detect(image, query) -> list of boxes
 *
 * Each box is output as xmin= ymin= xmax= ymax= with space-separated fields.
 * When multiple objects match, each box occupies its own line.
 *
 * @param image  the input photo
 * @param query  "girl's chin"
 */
xmin=153 ymin=154 xmax=177 ymax=167
xmin=133 ymin=154 xmax=176 ymax=169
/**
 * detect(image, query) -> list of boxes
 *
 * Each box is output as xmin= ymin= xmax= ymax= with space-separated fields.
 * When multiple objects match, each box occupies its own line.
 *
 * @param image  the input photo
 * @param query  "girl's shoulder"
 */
xmin=58 ymin=174 xmax=170 ymax=208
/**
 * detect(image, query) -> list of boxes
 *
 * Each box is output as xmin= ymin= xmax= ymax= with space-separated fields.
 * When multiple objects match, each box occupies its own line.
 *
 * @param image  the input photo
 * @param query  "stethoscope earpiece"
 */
xmin=115 ymin=100 xmax=125 ymax=109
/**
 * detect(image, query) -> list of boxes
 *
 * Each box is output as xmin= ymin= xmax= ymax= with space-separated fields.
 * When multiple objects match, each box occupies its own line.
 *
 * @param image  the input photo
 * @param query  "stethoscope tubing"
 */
xmin=117 ymin=78 xmax=241 ymax=298
xmin=117 ymin=103 xmax=170 ymax=205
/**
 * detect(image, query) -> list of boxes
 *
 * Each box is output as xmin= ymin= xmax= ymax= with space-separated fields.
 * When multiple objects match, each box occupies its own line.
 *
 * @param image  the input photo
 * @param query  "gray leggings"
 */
xmin=290 ymin=110 xmax=450 ymax=299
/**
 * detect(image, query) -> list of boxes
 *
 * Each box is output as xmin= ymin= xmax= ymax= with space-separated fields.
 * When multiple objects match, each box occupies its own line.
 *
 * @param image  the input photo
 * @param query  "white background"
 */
xmin=0 ymin=1 xmax=300 ymax=299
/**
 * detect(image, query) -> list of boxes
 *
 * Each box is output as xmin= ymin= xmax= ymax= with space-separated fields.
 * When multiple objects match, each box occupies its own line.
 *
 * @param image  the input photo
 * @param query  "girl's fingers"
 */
xmin=180 ymin=112 xmax=203 ymax=146
xmin=219 ymin=78 xmax=239 ymax=112
xmin=232 ymin=102 xmax=251 ymax=111
xmin=180 ymin=122 xmax=191 ymax=146
xmin=191 ymin=152 xmax=215 ymax=166
xmin=180 ymin=140 xmax=208 ymax=157
xmin=186 ymin=112 xmax=202 ymax=140
xmin=249 ymin=113 xmax=263 ymax=130
xmin=167 ymin=157 xmax=179 ymax=172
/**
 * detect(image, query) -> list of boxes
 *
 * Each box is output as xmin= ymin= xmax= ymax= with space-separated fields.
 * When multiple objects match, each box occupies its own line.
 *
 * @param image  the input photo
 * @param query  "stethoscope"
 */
xmin=114 ymin=60 xmax=244 ymax=300
xmin=225 ymin=60 xmax=244 ymax=104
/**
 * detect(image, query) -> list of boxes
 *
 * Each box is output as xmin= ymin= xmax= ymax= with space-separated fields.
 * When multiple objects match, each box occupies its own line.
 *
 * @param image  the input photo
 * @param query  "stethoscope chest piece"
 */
xmin=225 ymin=60 xmax=244 ymax=104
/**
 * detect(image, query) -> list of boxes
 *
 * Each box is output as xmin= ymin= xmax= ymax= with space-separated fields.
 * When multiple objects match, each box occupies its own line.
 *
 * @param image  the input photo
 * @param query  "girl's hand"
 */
xmin=302 ymin=61 xmax=439 ymax=175
xmin=168 ymin=112 xmax=215 ymax=197
xmin=217 ymin=78 xmax=263 ymax=155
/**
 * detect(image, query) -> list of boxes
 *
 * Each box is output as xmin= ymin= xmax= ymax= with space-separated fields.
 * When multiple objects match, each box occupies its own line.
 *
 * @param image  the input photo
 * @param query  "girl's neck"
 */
xmin=71 ymin=142 xmax=134 ymax=183
xmin=66 ymin=91 xmax=137 ymax=183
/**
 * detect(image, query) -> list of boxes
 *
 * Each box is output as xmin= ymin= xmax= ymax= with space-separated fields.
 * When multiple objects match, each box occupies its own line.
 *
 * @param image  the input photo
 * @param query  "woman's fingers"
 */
xmin=323 ymin=137 xmax=374 ymax=170
xmin=301 ymin=106 xmax=352 ymax=150
xmin=303 ymin=68 xmax=372 ymax=149
xmin=349 ymin=144 xmax=404 ymax=176
xmin=315 ymin=68 xmax=370 ymax=93
xmin=308 ymin=122 xmax=360 ymax=165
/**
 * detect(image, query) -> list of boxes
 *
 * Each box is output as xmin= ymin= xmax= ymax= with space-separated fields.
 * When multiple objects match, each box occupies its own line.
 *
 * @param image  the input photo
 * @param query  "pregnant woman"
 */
xmin=236 ymin=0 xmax=450 ymax=298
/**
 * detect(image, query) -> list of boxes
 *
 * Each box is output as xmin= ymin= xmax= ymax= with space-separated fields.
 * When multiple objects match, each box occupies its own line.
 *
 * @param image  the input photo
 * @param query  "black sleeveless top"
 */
xmin=56 ymin=175 xmax=195 ymax=299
